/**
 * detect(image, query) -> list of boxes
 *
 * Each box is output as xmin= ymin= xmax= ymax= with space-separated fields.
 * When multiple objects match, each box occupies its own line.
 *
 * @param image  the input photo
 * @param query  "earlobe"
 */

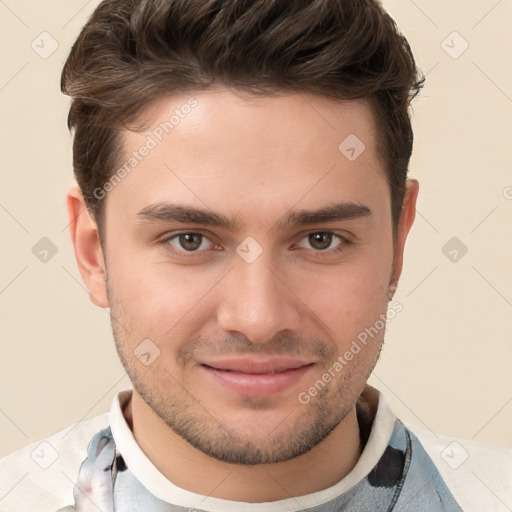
xmin=390 ymin=179 xmax=419 ymax=297
xmin=66 ymin=186 xmax=109 ymax=308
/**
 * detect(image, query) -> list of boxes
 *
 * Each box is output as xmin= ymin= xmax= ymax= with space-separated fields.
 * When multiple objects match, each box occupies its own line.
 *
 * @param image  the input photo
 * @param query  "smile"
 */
xmin=199 ymin=358 xmax=315 ymax=396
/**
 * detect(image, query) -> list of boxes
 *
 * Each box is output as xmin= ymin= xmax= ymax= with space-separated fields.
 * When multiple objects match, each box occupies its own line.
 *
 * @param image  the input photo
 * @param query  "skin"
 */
xmin=67 ymin=88 xmax=418 ymax=503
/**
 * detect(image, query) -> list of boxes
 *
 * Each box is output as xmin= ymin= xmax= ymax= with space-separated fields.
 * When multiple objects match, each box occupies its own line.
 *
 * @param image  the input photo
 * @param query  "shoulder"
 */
xmin=0 ymin=412 xmax=109 ymax=512
xmin=406 ymin=422 xmax=512 ymax=512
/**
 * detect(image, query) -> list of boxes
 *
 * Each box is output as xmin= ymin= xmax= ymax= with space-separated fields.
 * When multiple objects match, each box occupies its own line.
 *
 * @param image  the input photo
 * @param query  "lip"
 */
xmin=199 ymin=358 xmax=315 ymax=396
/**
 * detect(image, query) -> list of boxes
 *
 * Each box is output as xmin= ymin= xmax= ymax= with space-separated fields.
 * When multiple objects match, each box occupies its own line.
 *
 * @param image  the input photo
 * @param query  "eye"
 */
xmin=295 ymin=232 xmax=347 ymax=253
xmin=166 ymin=232 xmax=216 ymax=253
xmin=159 ymin=230 xmax=350 ymax=260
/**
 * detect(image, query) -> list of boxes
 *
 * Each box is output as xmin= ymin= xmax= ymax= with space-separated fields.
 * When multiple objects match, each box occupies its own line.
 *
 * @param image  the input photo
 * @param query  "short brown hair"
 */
xmin=61 ymin=0 xmax=424 ymax=238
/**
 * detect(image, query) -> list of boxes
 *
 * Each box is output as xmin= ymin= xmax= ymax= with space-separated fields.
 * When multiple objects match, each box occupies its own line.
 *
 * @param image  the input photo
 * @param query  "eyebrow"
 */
xmin=136 ymin=201 xmax=372 ymax=231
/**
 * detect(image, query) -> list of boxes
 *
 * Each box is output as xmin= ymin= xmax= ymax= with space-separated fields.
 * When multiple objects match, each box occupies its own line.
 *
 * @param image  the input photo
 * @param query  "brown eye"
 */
xmin=178 ymin=233 xmax=203 ymax=251
xmin=295 ymin=232 xmax=348 ymax=257
xmin=308 ymin=232 xmax=333 ymax=250
xmin=166 ymin=232 xmax=214 ymax=253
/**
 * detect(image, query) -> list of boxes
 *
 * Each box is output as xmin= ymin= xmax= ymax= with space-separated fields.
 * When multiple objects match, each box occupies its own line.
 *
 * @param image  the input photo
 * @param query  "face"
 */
xmin=87 ymin=89 xmax=413 ymax=465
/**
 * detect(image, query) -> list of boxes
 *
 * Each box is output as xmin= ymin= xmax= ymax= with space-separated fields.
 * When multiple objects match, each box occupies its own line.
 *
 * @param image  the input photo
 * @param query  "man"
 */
xmin=1 ymin=0 xmax=510 ymax=511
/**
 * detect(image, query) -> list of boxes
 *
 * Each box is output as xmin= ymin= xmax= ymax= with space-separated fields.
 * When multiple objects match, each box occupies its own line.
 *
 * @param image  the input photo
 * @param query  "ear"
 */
xmin=66 ymin=186 xmax=109 ymax=308
xmin=390 ymin=179 xmax=419 ymax=298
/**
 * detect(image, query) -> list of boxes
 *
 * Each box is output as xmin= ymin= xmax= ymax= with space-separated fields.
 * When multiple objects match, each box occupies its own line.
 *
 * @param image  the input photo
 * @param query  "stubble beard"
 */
xmin=106 ymin=275 xmax=386 ymax=465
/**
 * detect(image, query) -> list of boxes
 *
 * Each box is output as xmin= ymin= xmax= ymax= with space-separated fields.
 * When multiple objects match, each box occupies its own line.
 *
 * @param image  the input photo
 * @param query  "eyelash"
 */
xmin=159 ymin=230 xmax=350 ymax=259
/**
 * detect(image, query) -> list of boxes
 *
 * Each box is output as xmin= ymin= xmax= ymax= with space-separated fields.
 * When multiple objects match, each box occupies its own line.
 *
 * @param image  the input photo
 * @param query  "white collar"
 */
xmin=109 ymin=384 xmax=397 ymax=512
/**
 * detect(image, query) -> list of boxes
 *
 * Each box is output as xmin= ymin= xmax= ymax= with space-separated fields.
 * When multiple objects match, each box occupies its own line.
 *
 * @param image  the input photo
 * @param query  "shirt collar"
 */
xmin=108 ymin=384 xmax=397 ymax=512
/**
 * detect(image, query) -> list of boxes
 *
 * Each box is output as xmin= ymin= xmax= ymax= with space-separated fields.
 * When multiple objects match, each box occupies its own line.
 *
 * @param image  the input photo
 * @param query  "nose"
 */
xmin=217 ymin=253 xmax=302 ymax=344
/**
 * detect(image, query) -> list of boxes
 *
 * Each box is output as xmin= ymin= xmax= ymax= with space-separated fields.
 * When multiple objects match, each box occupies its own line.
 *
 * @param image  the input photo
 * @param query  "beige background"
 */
xmin=0 ymin=0 xmax=511 ymax=461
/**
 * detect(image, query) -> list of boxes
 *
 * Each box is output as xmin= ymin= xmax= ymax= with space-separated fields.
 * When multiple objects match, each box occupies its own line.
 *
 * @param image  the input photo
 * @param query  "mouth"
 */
xmin=199 ymin=358 xmax=315 ymax=396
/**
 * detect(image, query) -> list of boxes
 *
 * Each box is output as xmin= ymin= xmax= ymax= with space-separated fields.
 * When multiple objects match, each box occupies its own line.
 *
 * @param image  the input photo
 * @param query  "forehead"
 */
xmin=109 ymin=88 xmax=388 ymax=221
xmin=129 ymin=88 xmax=379 ymax=161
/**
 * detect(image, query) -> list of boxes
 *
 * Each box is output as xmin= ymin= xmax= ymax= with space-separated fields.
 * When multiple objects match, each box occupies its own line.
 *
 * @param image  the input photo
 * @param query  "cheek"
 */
xmin=294 ymin=249 xmax=392 ymax=340
xmin=108 ymin=256 xmax=220 ymax=338
xmin=106 ymin=218 xmax=393 ymax=347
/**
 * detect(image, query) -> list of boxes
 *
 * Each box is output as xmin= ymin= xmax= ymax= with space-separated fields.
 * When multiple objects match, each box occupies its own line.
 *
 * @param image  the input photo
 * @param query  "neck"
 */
xmin=125 ymin=392 xmax=363 ymax=502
